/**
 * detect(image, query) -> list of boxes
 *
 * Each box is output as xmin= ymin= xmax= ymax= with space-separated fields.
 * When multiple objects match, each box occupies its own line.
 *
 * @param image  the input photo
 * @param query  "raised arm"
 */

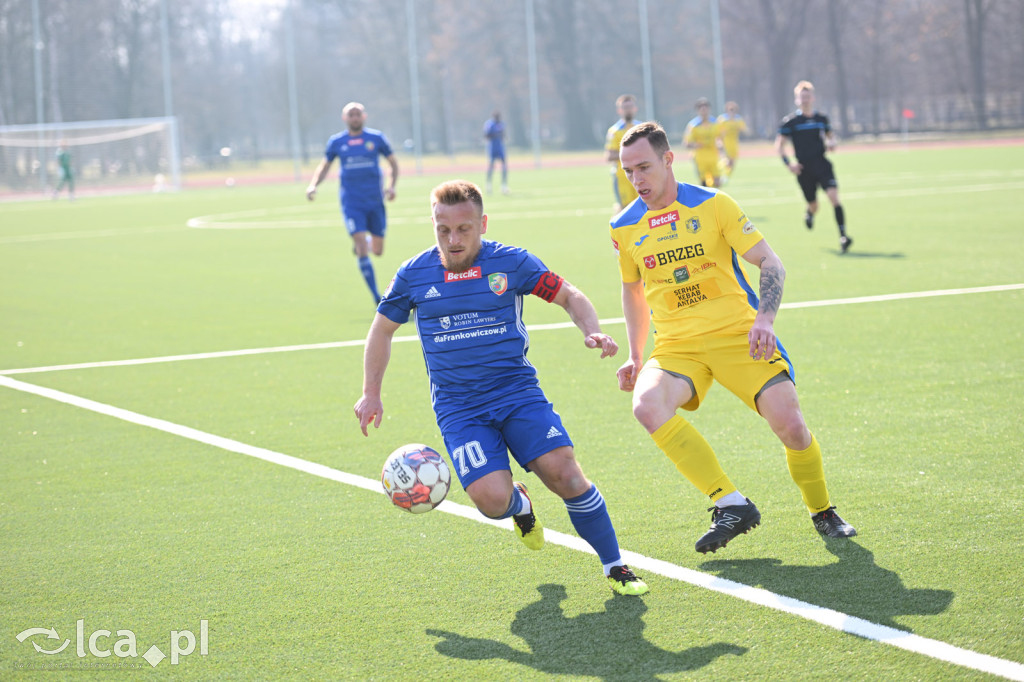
xmin=306 ymin=157 xmax=333 ymax=200
xmin=616 ymin=279 xmax=650 ymax=392
xmin=552 ymin=281 xmax=618 ymax=359
xmin=741 ymin=239 xmax=786 ymax=361
xmin=354 ymin=312 xmax=403 ymax=435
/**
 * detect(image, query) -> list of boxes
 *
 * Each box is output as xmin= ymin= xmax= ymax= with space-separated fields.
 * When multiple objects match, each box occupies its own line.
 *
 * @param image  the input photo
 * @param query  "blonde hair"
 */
xmin=430 ymin=180 xmax=484 ymax=214
xmin=793 ymin=81 xmax=815 ymax=97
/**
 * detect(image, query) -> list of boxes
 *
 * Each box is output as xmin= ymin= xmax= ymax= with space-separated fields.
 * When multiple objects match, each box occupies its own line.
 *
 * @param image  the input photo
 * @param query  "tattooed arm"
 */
xmin=741 ymin=240 xmax=787 ymax=361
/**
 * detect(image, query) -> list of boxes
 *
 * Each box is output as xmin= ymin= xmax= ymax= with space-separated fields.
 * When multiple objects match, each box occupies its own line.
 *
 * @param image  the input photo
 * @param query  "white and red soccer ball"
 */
xmin=381 ymin=444 xmax=451 ymax=513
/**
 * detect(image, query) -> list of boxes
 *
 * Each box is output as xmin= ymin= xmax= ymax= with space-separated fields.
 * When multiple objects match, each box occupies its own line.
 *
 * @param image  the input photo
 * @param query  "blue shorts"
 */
xmin=341 ymin=203 xmax=387 ymax=237
xmin=488 ymin=146 xmax=506 ymax=162
xmin=437 ymin=387 xmax=573 ymax=489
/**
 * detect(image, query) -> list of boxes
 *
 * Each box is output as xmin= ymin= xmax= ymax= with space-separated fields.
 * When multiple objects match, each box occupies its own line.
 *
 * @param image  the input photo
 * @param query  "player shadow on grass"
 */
xmin=698 ymin=539 xmax=953 ymax=631
xmin=426 ymin=583 xmax=746 ymax=680
xmin=828 ymin=248 xmax=906 ymax=258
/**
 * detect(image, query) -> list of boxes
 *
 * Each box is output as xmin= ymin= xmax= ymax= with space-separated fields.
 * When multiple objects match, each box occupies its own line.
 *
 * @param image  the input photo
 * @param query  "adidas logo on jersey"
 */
xmin=546 ymin=426 xmax=563 ymax=439
xmin=425 ymin=286 xmax=441 ymax=299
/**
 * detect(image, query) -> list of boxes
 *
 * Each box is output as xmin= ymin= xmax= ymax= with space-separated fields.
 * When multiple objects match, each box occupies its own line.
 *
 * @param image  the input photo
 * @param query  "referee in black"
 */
xmin=775 ymin=80 xmax=852 ymax=253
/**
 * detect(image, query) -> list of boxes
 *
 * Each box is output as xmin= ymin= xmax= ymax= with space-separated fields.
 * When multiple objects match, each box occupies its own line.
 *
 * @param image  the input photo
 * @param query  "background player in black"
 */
xmin=775 ymin=81 xmax=852 ymax=253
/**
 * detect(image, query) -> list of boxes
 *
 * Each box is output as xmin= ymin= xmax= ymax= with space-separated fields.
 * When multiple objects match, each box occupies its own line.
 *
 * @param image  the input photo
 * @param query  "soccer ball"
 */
xmin=381 ymin=444 xmax=451 ymax=514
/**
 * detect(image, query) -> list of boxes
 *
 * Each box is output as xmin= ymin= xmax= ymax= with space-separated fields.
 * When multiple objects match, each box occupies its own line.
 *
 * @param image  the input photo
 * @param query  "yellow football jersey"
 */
xmin=606 ymin=118 xmax=639 ymax=205
xmin=684 ymin=117 xmax=720 ymax=159
xmin=610 ymin=183 xmax=764 ymax=341
xmin=716 ymin=114 xmax=748 ymax=144
xmin=605 ymin=118 xmax=636 ymax=153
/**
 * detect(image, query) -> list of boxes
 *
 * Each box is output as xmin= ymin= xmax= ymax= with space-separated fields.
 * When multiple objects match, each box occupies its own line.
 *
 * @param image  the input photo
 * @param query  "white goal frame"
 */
xmin=0 ymin=116 xmax=181 ymax=194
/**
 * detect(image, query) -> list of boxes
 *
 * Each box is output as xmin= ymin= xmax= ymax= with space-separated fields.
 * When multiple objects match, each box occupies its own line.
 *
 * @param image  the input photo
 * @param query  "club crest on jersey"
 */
xmin=366 ymin=141 xmax=375 ymax=151
xmin=644 ymin=255 xmax=657 ymax=269
xmin=445 ymin=266 xmax=481 ymax=282
xmin=673 ymin=265 xmax=690 ymax=283
xmin=685 ymin=217 xmax=701 ymax=234
xmin=649 ymin=210 xmax=679 ymax=229
xmin=488 ymin=272 xmax=508 ymax=295
xmin=439 ymin=316 xmax=451 ymax=329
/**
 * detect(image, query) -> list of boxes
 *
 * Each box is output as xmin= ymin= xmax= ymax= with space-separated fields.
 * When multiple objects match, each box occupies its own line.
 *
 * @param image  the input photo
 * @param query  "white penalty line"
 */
xmin=3 ymin=283 xmax=1022 ymax=377
xmin=0 ymin=372 xmax=1021 ymax=681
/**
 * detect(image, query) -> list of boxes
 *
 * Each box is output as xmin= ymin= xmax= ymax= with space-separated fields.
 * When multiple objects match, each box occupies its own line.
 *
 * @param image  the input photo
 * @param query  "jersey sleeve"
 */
xmin=376 ymin=268 xmax=413 ymax=324
xmin=611 ymin=224 xmax=641 ymax=283
xmin=777 ymin=118 xmax=792 ymax=137
xmin=821 ymin=115 xmax=832 ymax=134
xmin=515 ymin=249 xmax=564 ymax=302
xmin=324 ymin=137 xmax=338 ymax=162
xmin=605 ymin=126 xmax=619 ymax=152
xmin=377 ymin=133 xmax=394 ymax=158
xmin=716 ymin=192 xmax=764 ymax=255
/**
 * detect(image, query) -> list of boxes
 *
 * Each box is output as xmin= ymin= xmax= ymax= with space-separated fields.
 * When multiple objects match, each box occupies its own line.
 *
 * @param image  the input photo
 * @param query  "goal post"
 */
xmin=0 ymin=116 xmax=181 ymax=196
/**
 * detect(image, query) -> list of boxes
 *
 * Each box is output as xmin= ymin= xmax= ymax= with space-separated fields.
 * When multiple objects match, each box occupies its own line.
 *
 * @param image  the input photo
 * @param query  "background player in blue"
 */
xmin=775 ymin=81 xmax=852 ymax=253
xmin=306 ymin=102 xmax=399 ymax=302
xmin=354 ymin=179 xmax=648 ymax=596
xmin=483 ymin=111 xmax=508 ymax=195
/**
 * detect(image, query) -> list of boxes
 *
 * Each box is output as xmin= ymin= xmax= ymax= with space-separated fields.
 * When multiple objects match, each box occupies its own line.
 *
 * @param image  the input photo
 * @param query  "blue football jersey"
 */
xmin=377 ymin=240 xmax=565 ymax=410
xmin=324 ymin=127 xmax=393 ymax=208
xmin=483 ymin=119 xmax=506 ymax=156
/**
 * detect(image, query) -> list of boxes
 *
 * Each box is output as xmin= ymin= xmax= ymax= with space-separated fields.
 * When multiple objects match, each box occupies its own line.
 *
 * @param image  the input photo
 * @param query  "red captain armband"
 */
xmin=531 ymin=271 xmax=564 ymax=302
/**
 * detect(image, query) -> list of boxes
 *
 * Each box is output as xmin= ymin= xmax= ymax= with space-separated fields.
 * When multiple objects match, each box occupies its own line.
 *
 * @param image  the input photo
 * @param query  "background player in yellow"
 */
xmin=610 ymin=121 xmax=856 ymax=553
xmin=605 ymin=94 xmax=639 ymax=211
xmin=683 ymin=98 xmax=723 ymax=187
xmin=716 ymin=101 xmax=748 ymax=181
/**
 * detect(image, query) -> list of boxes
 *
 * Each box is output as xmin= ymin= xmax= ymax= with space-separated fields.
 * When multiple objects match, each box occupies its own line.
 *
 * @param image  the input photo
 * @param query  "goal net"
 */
xmin=0 ymin=116 xmax=181 ymax=197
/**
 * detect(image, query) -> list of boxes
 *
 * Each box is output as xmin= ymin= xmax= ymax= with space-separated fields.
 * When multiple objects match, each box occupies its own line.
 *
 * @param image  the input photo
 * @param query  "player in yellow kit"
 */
xmin=605 ymin=94 xmax=639 ymax=211
xmin=683 ymin=98 xmax=722 ymax=187
xmin=716 ymin=101 xmax=748 ymax=180
xmin=610 ymin=121 xmax=856 ymax=553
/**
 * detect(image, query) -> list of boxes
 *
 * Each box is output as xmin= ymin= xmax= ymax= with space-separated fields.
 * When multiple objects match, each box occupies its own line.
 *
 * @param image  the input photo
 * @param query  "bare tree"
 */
xmin=536 ymin=0 xmax=596 ymax=149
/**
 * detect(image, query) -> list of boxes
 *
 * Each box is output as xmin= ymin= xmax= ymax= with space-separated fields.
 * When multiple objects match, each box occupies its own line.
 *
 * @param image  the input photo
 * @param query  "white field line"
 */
xmin=0 ymin=372 xmax=1021 ymax=681
xmin=182 ymin=178 xmax=1024 ymax=229
xmin=0 ymin=225 xmax=181 ymax=244
xmin=2 ymin=283 xmax=1021 ymax=377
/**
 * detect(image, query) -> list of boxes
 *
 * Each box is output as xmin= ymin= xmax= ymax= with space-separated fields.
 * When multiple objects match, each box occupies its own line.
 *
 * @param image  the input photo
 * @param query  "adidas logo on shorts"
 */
xmin=546 ymin=426 xmax=562 ymax=439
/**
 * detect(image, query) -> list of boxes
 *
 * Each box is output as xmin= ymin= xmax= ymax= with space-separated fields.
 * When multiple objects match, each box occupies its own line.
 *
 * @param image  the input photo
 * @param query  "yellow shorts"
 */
xmin=723 ymin=141 xmax=740 ymax=161
xmin=694 ymin=155 xmax=720 ymax=184
xmin=644 ymin=334 xmax=792 ymax=412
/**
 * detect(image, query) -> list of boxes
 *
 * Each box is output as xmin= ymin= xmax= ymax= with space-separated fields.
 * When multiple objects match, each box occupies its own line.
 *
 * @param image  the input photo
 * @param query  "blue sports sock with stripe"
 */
xmin=564 ymin=485 xmax=621 ymax=568
xmin=358 ymin=256 xmax=380 ymax=300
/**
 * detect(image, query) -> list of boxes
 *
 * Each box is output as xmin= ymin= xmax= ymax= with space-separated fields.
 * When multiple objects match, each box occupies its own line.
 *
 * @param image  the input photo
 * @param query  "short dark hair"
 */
xmin=620 ymin=121 xmax=670 ymax=157
xmin=430 ymin=179 xmax=484 ymax=214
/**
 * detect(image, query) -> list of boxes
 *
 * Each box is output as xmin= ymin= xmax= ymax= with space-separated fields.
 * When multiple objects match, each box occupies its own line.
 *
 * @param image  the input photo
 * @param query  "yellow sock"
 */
xmin=651 ymin=415 xmax=735 ymax=502
xmin=786 ymin=433 xmax=831 ymax=514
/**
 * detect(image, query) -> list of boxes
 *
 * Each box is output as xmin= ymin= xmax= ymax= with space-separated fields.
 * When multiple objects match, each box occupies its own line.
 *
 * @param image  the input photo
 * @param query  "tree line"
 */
xmin=1 ymin=0 xmax=1020 ymax=165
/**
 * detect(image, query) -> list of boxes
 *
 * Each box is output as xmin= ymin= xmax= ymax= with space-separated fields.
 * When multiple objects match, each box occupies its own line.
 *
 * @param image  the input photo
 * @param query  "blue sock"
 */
xmin=358 ymin=256 xmax=379 ymax=300
xmin=564 ymin=485 xmax=621 ymax=567
xmin=489 ymin=488 xmax=524 ymax=520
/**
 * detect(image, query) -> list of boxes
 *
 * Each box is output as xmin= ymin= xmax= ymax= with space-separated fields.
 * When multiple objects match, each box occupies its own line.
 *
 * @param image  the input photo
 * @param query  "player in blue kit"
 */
xmin=354 ymin=179 xmax=648 ymax=596
xmin=307 ymin=102 xmax=399 ymax=303
xmin=483 ymin=111 xmax=508 ymax=195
